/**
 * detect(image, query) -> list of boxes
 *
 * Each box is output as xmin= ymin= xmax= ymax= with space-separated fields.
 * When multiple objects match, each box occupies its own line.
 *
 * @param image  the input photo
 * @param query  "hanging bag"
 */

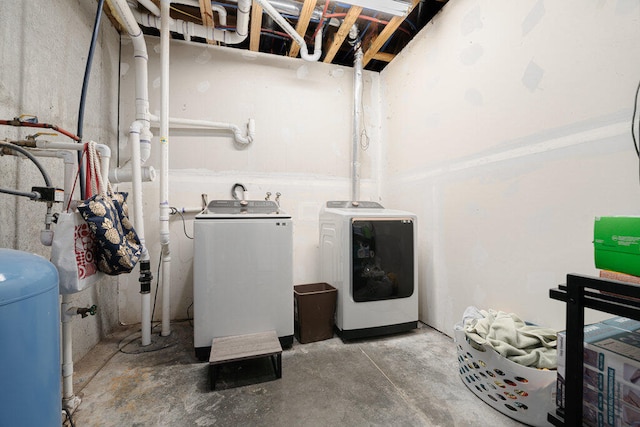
xmin=77 ymin=141 xmax=142 ymax=275
xmin=50 ymin=146 xmax=104 ymax=294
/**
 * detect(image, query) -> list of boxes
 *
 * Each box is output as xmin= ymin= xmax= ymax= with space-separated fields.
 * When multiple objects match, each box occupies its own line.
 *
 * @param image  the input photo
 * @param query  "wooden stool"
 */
xmin=209 ymin=330 xmax=283 ymax=390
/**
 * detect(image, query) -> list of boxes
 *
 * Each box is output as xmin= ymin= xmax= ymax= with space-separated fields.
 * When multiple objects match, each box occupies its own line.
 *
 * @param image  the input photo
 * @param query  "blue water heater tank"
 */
xmin=0 ymin=248 xmax=61 ymax=426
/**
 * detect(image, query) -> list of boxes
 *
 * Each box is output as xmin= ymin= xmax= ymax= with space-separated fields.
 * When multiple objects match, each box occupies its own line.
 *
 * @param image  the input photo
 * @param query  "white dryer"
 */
xmin=319 ymin=201 xmax=418 ymax=340
xmin=193 ymin=200 xmax=293 ymax=360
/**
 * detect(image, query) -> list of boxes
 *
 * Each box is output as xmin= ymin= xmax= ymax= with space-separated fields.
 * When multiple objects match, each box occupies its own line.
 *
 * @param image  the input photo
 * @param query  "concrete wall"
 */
xmin=117 ymin=38 xmax=382 ymax=324
xmin=380 ymin=0 xmax=640 ymax=334
xmin=0 ymin=1 xmax=121 ymax=359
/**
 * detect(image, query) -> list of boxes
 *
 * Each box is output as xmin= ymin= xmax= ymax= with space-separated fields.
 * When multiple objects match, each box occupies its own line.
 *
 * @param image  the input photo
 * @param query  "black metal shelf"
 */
xmin=548 ymin=274 xmax=640 ymax=426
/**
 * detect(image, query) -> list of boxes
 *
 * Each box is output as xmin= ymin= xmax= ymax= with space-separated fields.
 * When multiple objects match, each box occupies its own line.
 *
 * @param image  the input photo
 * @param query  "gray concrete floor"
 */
xmin=69 ymin=321 xmax=526 ymax=426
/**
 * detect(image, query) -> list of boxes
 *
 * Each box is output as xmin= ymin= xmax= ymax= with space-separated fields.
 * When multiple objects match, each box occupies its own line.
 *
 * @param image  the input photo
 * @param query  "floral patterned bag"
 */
xmin=77 ymin=141 xmax=141 ymax=275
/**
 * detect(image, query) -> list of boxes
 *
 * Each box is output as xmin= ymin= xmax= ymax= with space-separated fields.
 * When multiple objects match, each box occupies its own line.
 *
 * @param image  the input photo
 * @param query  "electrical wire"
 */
xmin=169 ymin=207 xmax=195 ymax=239
xmin=187 ymin=302 xmax=193 ymax=326
xmin=63 ymin=408 xmax=76 ymax=427
xmin=631 ymin=78 xmax=640 ymax=157
xmin=0 ymin=142 xmax=52 ymax=187
xmin=76 ymin=0 xmax=105 ymax=200
xmin=151 ymin=250 xmax=163 ymax=324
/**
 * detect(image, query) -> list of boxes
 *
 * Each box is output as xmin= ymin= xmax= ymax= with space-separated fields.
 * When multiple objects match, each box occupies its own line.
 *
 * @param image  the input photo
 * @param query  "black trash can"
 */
xmin=294 ymin=283 xmax=337 ymax=344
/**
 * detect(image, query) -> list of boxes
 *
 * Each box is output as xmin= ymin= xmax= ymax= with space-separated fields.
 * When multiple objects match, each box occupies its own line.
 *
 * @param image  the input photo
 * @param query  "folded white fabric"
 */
xmin=463 ymin=308 xmax=557 ymax=369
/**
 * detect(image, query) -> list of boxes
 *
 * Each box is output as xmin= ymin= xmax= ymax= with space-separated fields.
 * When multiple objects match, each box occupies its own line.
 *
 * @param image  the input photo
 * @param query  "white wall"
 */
xmin=0 ymin=1 xmax=121 ymax=360
xmin=381 ymin=0 xmax=640 ymax=334
xmin=117 ymin=38 xmax=382 ymax=324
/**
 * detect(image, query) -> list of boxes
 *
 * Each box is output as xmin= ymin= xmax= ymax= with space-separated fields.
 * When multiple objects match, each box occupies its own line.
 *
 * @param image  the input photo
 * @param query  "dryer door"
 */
xmin=351 ymin=218 xmax=414 ymax=302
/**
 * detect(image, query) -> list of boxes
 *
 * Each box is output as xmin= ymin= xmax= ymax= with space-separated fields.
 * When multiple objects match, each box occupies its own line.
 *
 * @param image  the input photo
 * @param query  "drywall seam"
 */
xmin=389 ymin=120 xmax=629 ymax=184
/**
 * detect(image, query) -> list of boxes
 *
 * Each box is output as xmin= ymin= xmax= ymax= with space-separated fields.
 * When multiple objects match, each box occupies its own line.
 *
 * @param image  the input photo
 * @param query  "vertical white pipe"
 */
xmin=129 ymin=122 xmax=152 ymax=346
xmin=160 ymin=0 xmax=171 ymax=337
xmin=352 ymin=46 xmax=363 ymax=202
xmin=109 ymin=0 xmax=153 ymax=346
xmin=61 ymin=294 xmax=78 ymax=409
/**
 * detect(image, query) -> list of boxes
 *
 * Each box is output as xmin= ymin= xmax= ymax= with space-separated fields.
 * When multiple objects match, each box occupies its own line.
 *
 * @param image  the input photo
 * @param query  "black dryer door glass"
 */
xmin=351 ymin=219 xmax=414 ymax=302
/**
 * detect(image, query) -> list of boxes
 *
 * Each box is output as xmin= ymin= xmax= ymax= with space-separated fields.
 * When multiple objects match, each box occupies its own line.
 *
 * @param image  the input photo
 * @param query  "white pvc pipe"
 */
xmin=160 ymin=0 xmax=171 ymax=337
xmin=172 ymin=206 xmax=204 ymax=214
xmin=108 ymin=0 xmax=151 ymax=125
xmin=109 ymin=164 xmax=156 ymax=183
xmin=254 ymin=0 xmax=322 ymax=61
xmin=169 ymin=0 xmax=228 ymax=25
xmin=150 ymin=115 xmax=255 ymax=145
xmin=129 ymin=121 xmax=152 ymax=346
xmin=109 ymin=0 xmax=153 ymax=346
xmin=137 ymin=0 xmax=160 ymax=16
xmin=61 ymin=294 xmax=80 ymax=410
xmin=132 ymin=0 xmax=250 ymax=45
xmin=352 ymin=45 xmax=363 ymax=202
xmin=30 ymin=141 xmax=111 ymax=206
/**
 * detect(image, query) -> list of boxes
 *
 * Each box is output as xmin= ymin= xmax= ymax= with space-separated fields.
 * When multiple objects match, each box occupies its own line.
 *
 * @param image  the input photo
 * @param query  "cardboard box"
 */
xmin=602 ymin=316 xmax=640 ymax=333
xmin=595 ymin=217 xmax=640 ymax=277
xmin=599 ymin=271 xmax=640 ymax=303
xmin=557 ymin=322 xmax=640 ymax=426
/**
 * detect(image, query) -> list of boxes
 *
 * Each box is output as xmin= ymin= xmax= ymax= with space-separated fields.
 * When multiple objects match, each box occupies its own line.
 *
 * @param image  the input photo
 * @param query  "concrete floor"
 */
xmin=69 ymin=321 xmax=525 ymax=426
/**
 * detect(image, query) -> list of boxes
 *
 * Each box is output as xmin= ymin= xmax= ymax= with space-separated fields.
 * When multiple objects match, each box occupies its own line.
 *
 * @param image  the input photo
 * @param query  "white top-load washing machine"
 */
xmin=319 ymin=201 xmax=418 ymax=340
xmin=193 ymin=200 xmax=293 ymax=360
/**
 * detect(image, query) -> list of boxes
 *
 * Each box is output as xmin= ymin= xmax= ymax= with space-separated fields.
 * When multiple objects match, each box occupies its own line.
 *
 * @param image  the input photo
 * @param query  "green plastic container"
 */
xmin=594 ymin=216 xmax=640 ymax=276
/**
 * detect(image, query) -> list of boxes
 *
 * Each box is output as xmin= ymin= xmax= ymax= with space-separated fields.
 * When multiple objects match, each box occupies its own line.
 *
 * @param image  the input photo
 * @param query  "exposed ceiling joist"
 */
xmin=199 ymin=0 xmax=216 ymax=45
xmin=250 ymin=0 xmax=263 ymax=51
xmin=362 ymin=0 xmax=420 ymax=67
xmin=107 ymin=0 xmax=447 ymax=72
xmin=288 ymin=0 xmax=318 ymax=58
xmin=322 ymin=6 xmax=362 ymax=64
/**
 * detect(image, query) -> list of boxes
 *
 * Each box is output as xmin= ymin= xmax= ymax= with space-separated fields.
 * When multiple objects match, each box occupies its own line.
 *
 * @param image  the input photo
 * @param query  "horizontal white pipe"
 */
xmin=33 ymin=140 xmax=111 ymax=159
xmin=110 ymin=165 xmax=156 ymax=183
xmin=150 ymin=115 xmax=255 ymax=145
xmin=132 ymin=0 xmax=250 ymax=45
xmin=171 ymin=206 xmax=203 ymax=214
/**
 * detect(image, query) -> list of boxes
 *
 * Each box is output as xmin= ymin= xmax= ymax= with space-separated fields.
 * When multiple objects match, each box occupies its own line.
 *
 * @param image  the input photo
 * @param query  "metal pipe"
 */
xmin=352 ymin=36 xmax=363 ymax=202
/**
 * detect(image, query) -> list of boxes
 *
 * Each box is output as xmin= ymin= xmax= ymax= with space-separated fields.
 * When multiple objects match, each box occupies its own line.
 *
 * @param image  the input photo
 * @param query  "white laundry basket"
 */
xmin=454 ymin=326 xmax=556 ymax=427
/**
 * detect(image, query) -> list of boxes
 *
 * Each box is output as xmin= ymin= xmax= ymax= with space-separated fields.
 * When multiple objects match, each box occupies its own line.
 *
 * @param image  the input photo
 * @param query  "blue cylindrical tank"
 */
xmin=0 ymin=248 xmax=61 ymax=426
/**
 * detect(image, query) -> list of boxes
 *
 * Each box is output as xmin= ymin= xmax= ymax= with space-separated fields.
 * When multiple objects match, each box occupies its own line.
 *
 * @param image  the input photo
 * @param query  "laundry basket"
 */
xmin=454 ymin=326 xmax=556 ymax=427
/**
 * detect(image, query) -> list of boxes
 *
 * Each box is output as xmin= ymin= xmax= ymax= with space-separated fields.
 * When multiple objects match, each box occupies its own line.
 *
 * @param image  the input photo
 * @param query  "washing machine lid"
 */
xmin=196 ymin=200 xmax=290 ymax=219
xmin=326 ymin=201 xmax=384 ymax=209
xmin=322 ymin=201 xmax=416 ymax=218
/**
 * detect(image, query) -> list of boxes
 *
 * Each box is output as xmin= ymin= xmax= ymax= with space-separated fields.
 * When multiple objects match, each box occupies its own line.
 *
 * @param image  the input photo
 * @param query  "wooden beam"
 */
xmin=362 ymin=0 xmax=419 ymax=67
xmin=323 ymin=6 xmax=362 ymax=64
xmin=250 ymin=1 xmax=263 ymax=51
xmin=288 ymin=0 xmax=317 ymax=58
xmin=372 ymin=52 xmax=395 ymax=62
xmin=199 ymin=0 xmax=216 ymax=45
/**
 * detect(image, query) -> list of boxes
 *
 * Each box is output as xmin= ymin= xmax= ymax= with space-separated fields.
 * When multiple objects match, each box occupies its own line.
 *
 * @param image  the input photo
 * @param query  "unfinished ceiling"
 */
xmin=106 ymin=0 xmax=447 ymax=72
